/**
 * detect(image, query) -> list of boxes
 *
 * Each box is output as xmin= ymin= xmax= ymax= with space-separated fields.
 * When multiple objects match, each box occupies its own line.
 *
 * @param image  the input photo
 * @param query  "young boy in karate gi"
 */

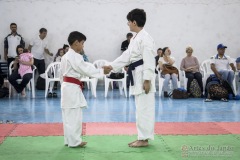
xmin=103 ymin=8 xmax=156 ymax=147
xmin=60 ymin=31 xmax=109 ymax=147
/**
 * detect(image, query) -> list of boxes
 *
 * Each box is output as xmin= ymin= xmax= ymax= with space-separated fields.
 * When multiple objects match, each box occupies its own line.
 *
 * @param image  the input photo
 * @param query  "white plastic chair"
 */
xmin=156 ymin=65 xmax=180 ymax=96
xmin=93 ymin=59 xmax=127 ymax=97
xmin=45 ymin=62 xmax=61 ymax=98
xmin=93 ymin=59 xmax=108 ymax=87
xmin=200 ymin=59 xmax=213 ymax=89
xmin=8 ymin=61 xmax=36 ymax=98
xmin=104 ymin=68 xmax=127 ymax=97
xmin=80 ymin=62 xmax=98 ymax=98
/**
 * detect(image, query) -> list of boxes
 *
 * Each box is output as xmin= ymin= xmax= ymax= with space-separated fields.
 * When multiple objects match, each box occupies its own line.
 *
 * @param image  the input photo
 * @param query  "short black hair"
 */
xmin=126 ymin=33 xmax=133 ymax=38
xmin=68 ymin=31 xmax=87 ymax=45
xmin=127 ymin=8 xmax=146 ymax=27
xmin=10 ymin=23 xmax=17 ymax=27
xmin=39 ymin=28 xmax=47 ymax=33
xmin=157 ymin=48 xmax=162 ymax=51
xmin=16 ymin=45 xmax=24 ymax=55
xmin=63 ymin=44 xmax=69 ymax=49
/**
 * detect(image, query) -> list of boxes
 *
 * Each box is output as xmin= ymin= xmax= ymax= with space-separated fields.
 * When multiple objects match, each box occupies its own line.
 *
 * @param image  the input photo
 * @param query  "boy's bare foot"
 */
xmin=77 ymin=142 xmax=87 ymax=147
xmin=69 ymin=142 xmax=87 ymax=148
xmin=129 ymin=140 xmax=148 ymax=147
xmin=128 ymin=140 xmax=138 ymax=146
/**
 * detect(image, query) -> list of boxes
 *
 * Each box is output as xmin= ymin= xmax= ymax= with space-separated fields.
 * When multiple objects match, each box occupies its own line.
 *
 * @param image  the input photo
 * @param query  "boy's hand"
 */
xmin=103 ymin=66 xmax=112 ymax=74
xmin=143 ymin=80 xmax=151 ymax=94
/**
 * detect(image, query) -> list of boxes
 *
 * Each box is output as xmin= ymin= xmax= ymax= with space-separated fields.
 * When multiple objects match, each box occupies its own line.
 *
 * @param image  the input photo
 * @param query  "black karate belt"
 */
xmin=127 ymin=59 xmax=143 ymax=86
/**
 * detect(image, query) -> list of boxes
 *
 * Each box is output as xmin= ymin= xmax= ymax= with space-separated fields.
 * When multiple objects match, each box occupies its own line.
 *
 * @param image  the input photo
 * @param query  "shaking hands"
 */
xmin=102 ymin=65 xmax=113 ymax=75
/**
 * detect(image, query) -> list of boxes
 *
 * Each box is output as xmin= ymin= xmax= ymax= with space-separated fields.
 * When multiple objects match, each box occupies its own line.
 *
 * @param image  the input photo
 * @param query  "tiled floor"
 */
xmin=0 ymin=86 xmax=239 ymax=123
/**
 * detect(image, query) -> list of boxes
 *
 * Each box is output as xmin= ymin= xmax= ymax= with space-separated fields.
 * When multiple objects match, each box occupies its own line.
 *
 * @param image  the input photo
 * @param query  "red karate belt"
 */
xmin=63 ymin=76 xmax=83 ymax=90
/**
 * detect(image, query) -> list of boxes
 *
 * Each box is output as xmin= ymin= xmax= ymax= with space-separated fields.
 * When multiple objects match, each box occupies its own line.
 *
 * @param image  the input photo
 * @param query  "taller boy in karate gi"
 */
xmin=60 ymin=31 xmax=108 ymax=147
xmin=104 ymin=8 xmax=156 ymax=147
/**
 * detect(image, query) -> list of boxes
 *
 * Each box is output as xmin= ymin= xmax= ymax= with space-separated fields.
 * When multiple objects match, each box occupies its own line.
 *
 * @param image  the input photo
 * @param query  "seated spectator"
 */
xmin=210 ymin=44 xmax=236 ymax=88
xmin=63 ymin=44 xmax=69 ymax=54
xmin=155 ymin=48 xmax=162 ymax=67
xmin=158 ymin=47 xmax=178 ymax=97
xmin=236 ymin=57 xmax=240 ymax=95
xmin=54 ymin=48 xmax=65 ymax=62
xmin=121 ymin=33 xmax=133 ymax=51
xmin=180 ymin=46 xmax=203 ymax=96
xmin=8 ymin=45 xmax=33 ymax=97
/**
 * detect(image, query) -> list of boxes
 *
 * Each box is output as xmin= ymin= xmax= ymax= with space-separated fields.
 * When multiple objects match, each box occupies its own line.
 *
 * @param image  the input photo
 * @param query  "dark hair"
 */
xmin=54 ymin=48 xmax=64 ymax=61
xmin=10 ymin=23 xmax=17 ymax=27
xmin=162 ymin=47 xmax=169 ymax=55
xmin=68 ymin=31 xmax=86 ymax=45
xmin=63 ymin=44 xmax=69 ymax=50
xmin=157 ymin=48 xmax=162 ymax=51
xmin=126 ymin=33 xmax=133 ymax=38
xmin=16 ymin=45 xmax=24 ymax=55
xmin=39 ymin=28 xmax=47 ymax=33
xmin=127 ymin=9 xmax=146 ymax=27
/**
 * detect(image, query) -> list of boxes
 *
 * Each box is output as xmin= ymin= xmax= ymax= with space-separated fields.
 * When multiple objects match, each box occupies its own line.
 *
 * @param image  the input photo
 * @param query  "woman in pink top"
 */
xmin=8 ymin=45 xmax=34 ymax=97
xmin=180 ymin=46 xmax=203 ymax=96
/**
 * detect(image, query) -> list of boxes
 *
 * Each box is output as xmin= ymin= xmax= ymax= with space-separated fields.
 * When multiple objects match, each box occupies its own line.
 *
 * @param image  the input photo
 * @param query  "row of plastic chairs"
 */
xmin=44 ymin=60 xmax=128 ymax=98
xmin=7 ymin=58 xmax=238 ymax=98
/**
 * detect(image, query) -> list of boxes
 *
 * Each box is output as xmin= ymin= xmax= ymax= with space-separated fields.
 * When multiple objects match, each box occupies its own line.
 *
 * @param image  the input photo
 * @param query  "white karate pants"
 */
xmin=135 ymin=92 xmax=155 ymax=140
xmin=62 ymin=107 xmax=83 ymax=147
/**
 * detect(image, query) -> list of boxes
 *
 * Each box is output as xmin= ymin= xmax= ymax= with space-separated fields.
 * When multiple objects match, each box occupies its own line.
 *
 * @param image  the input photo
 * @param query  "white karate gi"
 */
xmin=111 ymin=29 xmax=156 ymax=140
xmin=60 ymin=48 xmax=102 ymax=147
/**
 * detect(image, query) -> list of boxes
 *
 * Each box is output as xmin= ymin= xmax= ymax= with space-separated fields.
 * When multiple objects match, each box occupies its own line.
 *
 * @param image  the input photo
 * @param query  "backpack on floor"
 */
xmin=205 ymin=74 xmax=220 ymax=97
xmin=189 ymin=79 xmax=202 ymax=98
xmin=170 ymin=88 xmax=188 ymax=99
xmin=208 ymin=83 xmax=228 ymax=100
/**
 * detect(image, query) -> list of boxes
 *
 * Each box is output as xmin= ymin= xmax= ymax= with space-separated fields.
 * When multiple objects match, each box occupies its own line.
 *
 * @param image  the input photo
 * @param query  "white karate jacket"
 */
xmin=111 ymin=29 xmax=156 ymax=95
xmin=60 ymin=48 xmax=102 ymax=108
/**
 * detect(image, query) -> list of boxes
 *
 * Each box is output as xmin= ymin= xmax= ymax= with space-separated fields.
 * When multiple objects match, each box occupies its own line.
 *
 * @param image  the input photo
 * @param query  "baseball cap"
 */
xmin=217 ymin=44 xmax=227 ymax=49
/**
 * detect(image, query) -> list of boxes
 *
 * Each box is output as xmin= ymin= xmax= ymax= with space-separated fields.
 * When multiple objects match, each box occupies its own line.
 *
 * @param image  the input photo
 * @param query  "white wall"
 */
xmin=0 ymin=0 xmax=240 ymax=67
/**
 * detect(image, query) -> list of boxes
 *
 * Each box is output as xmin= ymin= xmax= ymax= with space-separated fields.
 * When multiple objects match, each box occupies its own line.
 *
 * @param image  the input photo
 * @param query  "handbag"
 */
xmin=170 ymin=88 xmax=189 ymax=99
xmin=161 ymin=64 xmax=179 ymax=75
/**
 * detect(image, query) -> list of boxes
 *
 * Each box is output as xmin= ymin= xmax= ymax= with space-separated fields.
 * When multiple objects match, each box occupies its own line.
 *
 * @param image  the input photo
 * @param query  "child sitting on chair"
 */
xmin=8 ymin=45 xmax=33 ymax=97
xmin=54 ymin=48 xmax=65 ymax=62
